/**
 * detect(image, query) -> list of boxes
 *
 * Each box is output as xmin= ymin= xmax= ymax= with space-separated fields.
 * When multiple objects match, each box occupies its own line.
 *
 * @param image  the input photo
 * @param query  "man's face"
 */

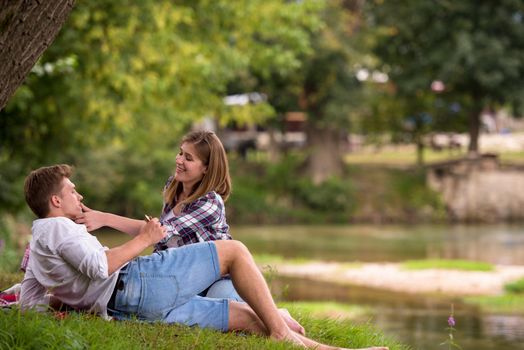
xmin=55 ymin=178 xmax=84 ymax=219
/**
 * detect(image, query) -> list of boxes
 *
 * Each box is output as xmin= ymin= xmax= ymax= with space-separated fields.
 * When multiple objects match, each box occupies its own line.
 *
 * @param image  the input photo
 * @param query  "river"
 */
xmin=97 ymin=224 xmax=524 ymax=350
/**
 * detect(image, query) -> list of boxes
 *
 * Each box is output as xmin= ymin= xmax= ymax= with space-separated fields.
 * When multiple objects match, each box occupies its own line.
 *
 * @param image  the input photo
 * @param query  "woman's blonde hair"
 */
xmin=164 ymin=130 xmax=231 ymax=211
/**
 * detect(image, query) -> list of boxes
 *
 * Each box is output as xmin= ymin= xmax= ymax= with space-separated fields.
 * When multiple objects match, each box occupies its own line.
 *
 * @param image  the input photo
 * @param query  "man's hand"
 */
xmin=137 ymin=218 xmax=167 ymax=246
xmin=105 ymin=218 xmax=167 ymax=275
xmin=74 ymin=203 xmax=105 ymax=232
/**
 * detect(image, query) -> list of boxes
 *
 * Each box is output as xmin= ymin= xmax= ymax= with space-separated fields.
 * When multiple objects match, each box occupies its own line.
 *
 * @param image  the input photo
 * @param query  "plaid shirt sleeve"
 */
xmin=155 ymin=192 xmax=231 ymax=250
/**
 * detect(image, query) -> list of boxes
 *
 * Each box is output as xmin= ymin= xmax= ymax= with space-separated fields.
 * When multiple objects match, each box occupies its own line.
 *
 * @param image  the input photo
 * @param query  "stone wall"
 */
xmin=427 ymin=155 xmax=524 ymax=222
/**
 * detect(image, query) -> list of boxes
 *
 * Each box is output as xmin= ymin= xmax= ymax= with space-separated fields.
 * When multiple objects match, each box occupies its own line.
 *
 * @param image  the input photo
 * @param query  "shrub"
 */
xmin=505 ymin=278 xmax=524 ymax=294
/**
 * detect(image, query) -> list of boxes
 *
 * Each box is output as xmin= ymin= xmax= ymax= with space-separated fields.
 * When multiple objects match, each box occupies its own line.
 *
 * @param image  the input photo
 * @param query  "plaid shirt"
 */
xmin=154 ymin=190 xmax=231 ymax=251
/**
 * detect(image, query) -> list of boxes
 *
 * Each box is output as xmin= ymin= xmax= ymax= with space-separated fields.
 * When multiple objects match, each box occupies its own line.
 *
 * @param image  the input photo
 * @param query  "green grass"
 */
xmin=253 ymin=254 xmax=312 ymax=266
xmin=499 ymin=151 xmax=524 ymax=165
xmin=401 ymin=259 xmax=494 ymax=271
xmin=345 ymin=147 xmax=524 ymax=167
xmin=504 ymin=278 xmax=524 ymax=294
xmin=0 ymin=272 xmax=408 ymax=350
xmin=0 ymin=307 xmax=408 ymax=350
xmin=344 ymin=147 xmax=466 ymax=166
xmin=278 ymin=301 xmax=371 ymax=321
xmin=0 ymin=272 xmax=23 ymax=291
xmin=463 ymin=294 xmax=524 ymax=314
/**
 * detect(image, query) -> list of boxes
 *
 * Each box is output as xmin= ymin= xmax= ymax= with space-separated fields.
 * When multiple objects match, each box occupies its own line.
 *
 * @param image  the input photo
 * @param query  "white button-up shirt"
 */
xmin=20 ymin=217 xmax=118 ymax=318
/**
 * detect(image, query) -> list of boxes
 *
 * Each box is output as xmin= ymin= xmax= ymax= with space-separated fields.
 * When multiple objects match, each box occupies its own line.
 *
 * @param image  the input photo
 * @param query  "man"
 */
xmin=20 ymin=164 xmax=387 ymax=350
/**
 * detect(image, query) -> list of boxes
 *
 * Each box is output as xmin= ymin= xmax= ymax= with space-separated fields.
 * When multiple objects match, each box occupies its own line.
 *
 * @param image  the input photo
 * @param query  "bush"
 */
xmin=0 ymin=214 xmax=27 ymax=273
xmin=505 ymin=278 xmax=524 ymax=294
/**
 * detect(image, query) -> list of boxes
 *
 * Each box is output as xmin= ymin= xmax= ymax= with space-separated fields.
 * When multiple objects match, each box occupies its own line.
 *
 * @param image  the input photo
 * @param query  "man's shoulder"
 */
xmin=33 ymin=216 xmax=76 ymax=228
xmin=32 ymin=217 xmax=85 ymax=238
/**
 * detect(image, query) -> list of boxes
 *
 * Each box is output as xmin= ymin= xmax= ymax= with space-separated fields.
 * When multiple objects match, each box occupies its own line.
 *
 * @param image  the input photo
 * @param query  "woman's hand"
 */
xmin=74 ymin=203 xmax=107 ymax=232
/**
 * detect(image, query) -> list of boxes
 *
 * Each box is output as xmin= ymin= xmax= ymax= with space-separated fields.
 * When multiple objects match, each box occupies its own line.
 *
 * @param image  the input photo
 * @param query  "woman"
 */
xmin=76 ymin=130 xmax=241 ymax=300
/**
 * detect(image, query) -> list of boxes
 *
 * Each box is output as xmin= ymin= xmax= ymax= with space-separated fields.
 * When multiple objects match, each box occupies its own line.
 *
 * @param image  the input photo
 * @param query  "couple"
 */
xmin=20 ymin=131 xmax=388 ymax=350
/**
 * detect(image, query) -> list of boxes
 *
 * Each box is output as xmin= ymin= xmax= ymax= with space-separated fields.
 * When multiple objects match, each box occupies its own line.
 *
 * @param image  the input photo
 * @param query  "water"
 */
xmin=96 ymin=224 xmax=524 ymax=350
xmin=231 ymin=224 xmax=524 ymax=265
xmin=274 ymin=276 xmax=524 ymax=350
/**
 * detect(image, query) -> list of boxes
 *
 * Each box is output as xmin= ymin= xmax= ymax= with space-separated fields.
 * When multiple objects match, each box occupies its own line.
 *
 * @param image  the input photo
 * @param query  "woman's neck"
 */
xmin=178 ymin=184 xmax=193 ymax=202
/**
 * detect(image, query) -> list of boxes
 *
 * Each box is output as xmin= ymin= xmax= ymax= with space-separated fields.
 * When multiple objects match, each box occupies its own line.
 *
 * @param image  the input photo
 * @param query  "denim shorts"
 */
xmin=108 ymin=241 xmax=230 ymax=331
xmin=200 ymin=277 xmax=243 ymax=302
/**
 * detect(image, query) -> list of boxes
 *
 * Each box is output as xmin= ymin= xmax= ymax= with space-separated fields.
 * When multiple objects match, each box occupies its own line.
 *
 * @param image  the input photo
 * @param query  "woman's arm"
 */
xmin=74 ymin=203 xmax=145 ymax=236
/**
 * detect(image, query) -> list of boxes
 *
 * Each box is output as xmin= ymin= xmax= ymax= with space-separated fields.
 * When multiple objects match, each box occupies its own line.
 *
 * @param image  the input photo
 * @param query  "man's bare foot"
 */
xmin=279 ymin=308 xmax=306 ymax=335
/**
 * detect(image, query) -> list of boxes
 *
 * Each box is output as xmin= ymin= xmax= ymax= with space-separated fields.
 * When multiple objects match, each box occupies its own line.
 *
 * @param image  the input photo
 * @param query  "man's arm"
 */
xmin=75 ymin=203 xmax=144 ymax=235
xmin=104 ymin=218 xmax=166 ymax=275
xmin=59 ymin=218 xmax=166 ymax=279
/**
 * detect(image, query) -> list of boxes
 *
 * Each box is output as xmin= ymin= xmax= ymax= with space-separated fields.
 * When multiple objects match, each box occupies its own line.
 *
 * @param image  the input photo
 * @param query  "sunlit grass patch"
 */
xmin=344 ymin=147 xmax=466 ymax=166
xmin=504 ymin=278 xmax=524 ymax=294
xmin=499 ymin=151 xmax=524 ymax=165
xmin=401 ymin=259 xmax=494 ymax=271
xmin=253 ymin=254 xmax=311 ymax=266
xmin=278 ymin=301 xmax=371 ymax=320
xmin=463 ymin=294 xmax=524 ymax=314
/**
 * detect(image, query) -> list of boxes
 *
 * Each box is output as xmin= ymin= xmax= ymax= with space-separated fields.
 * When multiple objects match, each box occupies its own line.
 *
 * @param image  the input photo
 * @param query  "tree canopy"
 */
xmin=367 ymin=0 xmax=524 ymax=153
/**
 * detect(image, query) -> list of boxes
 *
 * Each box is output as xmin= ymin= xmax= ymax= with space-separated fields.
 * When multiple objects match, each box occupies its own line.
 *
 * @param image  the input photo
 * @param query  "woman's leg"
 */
xmin=229 ymin=301 xmax=387 ymax=350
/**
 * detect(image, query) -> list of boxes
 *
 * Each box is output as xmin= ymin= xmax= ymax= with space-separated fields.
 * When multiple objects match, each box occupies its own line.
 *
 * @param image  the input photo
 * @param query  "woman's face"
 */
xmin=175 ymin=142 xmax=207 ymax=188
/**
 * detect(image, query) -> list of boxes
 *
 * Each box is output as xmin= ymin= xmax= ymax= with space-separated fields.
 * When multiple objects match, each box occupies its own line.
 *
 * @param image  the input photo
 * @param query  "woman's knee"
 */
xmin=215 ymin=240 xmax=250 ymax=269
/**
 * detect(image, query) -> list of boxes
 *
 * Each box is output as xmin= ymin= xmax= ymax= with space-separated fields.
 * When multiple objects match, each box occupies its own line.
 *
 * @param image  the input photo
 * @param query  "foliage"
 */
xmin=366 ymin=0 xmax=524 ymax=152
xmin=504 ymin=278 xmax=524 ymax=294
xmin=0 ymin=0 xmax=323 ymax=217
xmin=227 ymin=155 xmax=445 ymax=224
xmin=0 ymin=215 xmax=27 ymax=273
xmin=348 ymin=165 xmax=446 ymax=223
xmin=227 ymin=154 xmax=357 ymax=224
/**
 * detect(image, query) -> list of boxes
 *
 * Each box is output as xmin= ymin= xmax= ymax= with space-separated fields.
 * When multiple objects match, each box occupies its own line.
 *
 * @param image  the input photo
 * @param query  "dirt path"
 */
xmin=274 ymin=261 xmax=524 ymax=296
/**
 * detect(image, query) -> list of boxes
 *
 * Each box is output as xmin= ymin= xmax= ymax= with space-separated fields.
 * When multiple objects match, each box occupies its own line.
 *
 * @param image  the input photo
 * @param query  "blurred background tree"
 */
xmin=366 ymin=0 xmax=524 ymax=156
xmin=0 ymin=0 xmax=323 ymax=217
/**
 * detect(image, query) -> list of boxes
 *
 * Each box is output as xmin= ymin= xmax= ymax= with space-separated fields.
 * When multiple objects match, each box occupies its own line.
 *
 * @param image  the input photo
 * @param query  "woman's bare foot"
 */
xmin=271 ymin=329 xmax=306 ymax=347
xmin=279 ymin=308 xmax=306 ymax=335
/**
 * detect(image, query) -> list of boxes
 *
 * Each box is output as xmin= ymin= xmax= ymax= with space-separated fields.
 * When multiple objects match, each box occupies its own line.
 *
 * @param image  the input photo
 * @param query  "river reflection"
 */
xmin=275 ymin=276 xmax=524 ymax=350
xmin=232 ymin=224 xmax=524 ymax=265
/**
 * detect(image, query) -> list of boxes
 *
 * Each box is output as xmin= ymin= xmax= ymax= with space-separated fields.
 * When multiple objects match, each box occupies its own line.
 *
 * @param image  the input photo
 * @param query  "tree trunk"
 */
xmin=467 ymin=103 xmax=483 ymax=156
xmin=266 ymin=127 xmax=281 ymax=163
xmin=0 ymin=0 xmax=76 ymax=111
xmin=305 ymin=124 xmax=344 ymax=184
xmin=415 ymin=136 xmax=424 ymax=167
